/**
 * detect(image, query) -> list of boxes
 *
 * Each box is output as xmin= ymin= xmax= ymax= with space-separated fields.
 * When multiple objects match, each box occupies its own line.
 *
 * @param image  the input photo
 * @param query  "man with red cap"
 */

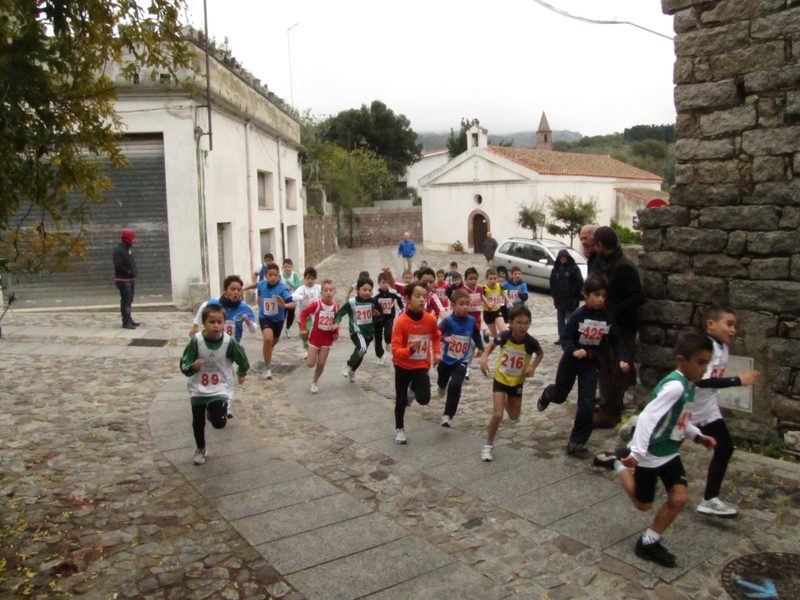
xmin=114 ymin=230 xmax=139 ymax=329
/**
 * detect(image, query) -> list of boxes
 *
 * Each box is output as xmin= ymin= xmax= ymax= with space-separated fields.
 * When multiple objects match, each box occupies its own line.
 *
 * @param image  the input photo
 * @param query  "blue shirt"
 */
xmin=256 ymin=280 xmax=294 ymax=322
xmin=398 ymin=239 xmax=416 ymax=258
xmin=202 ymin=299 xmax=255 ymax=342
xmin=502 ymin=280 xmax=529 ymax=306
xmin=438 ymin=314 xmax=477 ymax=365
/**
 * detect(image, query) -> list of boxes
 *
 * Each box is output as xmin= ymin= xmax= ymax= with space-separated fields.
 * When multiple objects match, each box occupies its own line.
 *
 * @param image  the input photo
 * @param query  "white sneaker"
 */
xmin=341 ymin=365 xmax=350 ymax=378
xmin=696 ymin=497 xmax=738 ymax=518
xmin=440 ymin=415 xmax=452 ymax=427
xmin=349 ymin=369 xmax=356 ymax=383
xmin=395 ymin=428 xmax=407 ymax=444
xmin=285 ymin=329 xmax=291 ymax=339
xmin=310 ymin=382 xmax=319 ymax=394
xmin=437 ymin=386 xmax=446 ymax=399
xmin=481 ymin=445 xmax=494 ymax=462
xmin=260 ymin=368 xmax=272 ymax=381
xmin=193 ymin=447 xmax=207 ymax=465
xmin=377 ymin=356 xmax=385 ymax=366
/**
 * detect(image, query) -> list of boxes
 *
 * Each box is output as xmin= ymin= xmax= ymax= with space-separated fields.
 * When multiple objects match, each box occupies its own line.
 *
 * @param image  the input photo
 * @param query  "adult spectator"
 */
xmin=397 ymin=232 xmax=416 ymax=272
xmin=593 ymin=226 xmax=645 ymax=427
xmin=482 ymin=232 xmax=499 ymax=262
xmin=579 ymin=224 xmax=599 ymax=273
xmin=549 ymin=249 xmax=584 ymax=343
xmin=113 ymin=230 xmax=139 ymax=330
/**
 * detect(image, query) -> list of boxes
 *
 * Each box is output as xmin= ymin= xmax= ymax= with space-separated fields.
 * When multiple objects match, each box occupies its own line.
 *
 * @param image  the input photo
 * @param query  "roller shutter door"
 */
xmin=12 ymin=134 xmax=173 ymax=309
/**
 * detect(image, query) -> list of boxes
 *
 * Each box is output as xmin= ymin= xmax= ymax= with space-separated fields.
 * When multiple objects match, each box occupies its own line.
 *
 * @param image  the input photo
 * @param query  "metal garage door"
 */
xmin=11 ymin=134 xmax=173 ymax=309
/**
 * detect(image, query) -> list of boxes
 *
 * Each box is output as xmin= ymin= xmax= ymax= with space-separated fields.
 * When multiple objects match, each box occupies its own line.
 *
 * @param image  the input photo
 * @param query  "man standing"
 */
xmin=113 ymin=230 xmax=138 ymax=329
xmin=593 ymin=226 xmax=645 ymax=427
xmin=482 ymin=232 xmax=499 ymax=263
xmin=579 ymin=224 xmax=599 ymax=272
xmin=397 ymin=232 xmax=416 ymax=272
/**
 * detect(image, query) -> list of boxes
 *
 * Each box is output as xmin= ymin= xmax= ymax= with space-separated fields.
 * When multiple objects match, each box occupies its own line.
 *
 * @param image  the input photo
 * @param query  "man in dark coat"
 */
xmin=593 ymin=226 xmax=644 ymax=427
xmin=482 ymin=232 xmax=499 ymax=262
xmin=113 ymin=230 xmax=139 ymax=329
xmin=579 ymin=224 xmax=600 ymax=273
xmin=549 ymin=248 xmax=584 ymax=343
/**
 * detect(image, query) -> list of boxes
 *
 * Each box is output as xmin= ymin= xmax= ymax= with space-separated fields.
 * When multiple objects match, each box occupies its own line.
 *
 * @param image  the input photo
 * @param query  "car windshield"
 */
xmin=567 ymin=249 xmax=587 ymax=264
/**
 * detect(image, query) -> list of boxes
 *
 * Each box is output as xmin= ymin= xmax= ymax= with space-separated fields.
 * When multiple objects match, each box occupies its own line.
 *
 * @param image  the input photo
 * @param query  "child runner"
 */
xmin=299 ymin=280 xmax=340 ymax=394
xmin=479 ymin=305 xmax=543 ymax=462
xmin=253 ymin=253 xmax=274 ymax=284
xmin=482 ymin=268 xmax=509 ymax=341
xmin=596 ymin=330 xmax=716 ymax=568
xmin=417 ymin=267 xmax=446 ymax=319
xmin=346 ymin=270 xmax=370 ymax=300
xmin=392 ymin=281 xmax=442 ymax=444
xmin=446 ymin=272 xmax=463 ymax=300
xmin=496 ymin=270 xmax=510 ymax=325
xmin=461 ymin=267 xmax=485 ymax=380
xmin=437 ymin=289 xmax=483 ymax=427
xmin=280 ymin=259 xmax=302 ymax=338
xmin=434 ymin=269 xmax=451 ymax=311
xmin=445 ymin=261 xmax=459 ymax=286
xmin=692 ymin=305 xmax=760 ymax=517
xmin=256 ymin=263 xmax=295 ymax=380
xmin=537 ymin=274 xmax=629 ymax=457
xmin=181 ymin=304 xmax=249 ymax=465
xmin=502 ymin=266 xmax=529 ymax=309
xmin=189 ymin=275 xmax=257 ymax=417
xmin=394 ymin=270 xmax=414 ymax=295
xmin=335 ymin=277 xmax=382 ymax=382
xmin=292 ymin=267 xmax=322 ymax=357
xmin=372 ymin=272 xmax=404 ymax=366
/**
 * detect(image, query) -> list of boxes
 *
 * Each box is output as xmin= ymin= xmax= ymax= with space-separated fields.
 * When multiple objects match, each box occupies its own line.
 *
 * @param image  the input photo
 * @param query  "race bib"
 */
xmin=710 ymin=367 xmax=725 ymax=378
xmin=499 ymin=347 xmax=526 ymax=375
xmin=224 ymin=320 xmax=236 ymax=337
xmin=487 ymin=292 xmax=502 ymax=308
xmin=196 ymin=369 xmax=224 ymax=394
xmin=317 ymin=312 xmax=335 ymax=331
xmin=435 ymin=286 xmax=447 ymax=300
xmin=507 ymin=289 xmax=519 ymax=302
xmin=578 ymin=319 xmax=610 ymax=346
xmin=408 ymin=334 xmax=429 ymax=361
xmin=378 ymin=298 xmax=394 ymax=314
xmin=355 ymin=306 xmax=373 ymax=325
xmin=262 ymin=297 xmax=279 ymax=316
xmin=670 ymin=409 xmax=692 ymax=441
xmin=446 ymin=334 xmax=470 ymax=361
xmin=469 ymin=292 xmax=481 ymax=307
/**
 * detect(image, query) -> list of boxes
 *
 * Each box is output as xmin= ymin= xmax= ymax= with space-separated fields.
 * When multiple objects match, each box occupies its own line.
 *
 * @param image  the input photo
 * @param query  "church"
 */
xmin=418 ymin=115 xmax=664 ymax=253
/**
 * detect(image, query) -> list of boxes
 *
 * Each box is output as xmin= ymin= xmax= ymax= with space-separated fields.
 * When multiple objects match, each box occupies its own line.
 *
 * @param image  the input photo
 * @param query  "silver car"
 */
xmin=491 ymin=238 xmax=588 ymax=290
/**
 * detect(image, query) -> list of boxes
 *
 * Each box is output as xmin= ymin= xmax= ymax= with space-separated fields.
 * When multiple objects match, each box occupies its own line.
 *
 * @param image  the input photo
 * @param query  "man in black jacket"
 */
xmin=113 ymin=230 xmax=139 ymax=329
xmin=593 ymin=226 xmax=644 ymax=427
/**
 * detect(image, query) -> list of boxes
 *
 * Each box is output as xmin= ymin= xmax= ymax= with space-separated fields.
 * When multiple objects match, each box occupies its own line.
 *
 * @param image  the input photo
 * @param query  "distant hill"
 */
xmin=416 ymin=129 xmax=583 ymax=152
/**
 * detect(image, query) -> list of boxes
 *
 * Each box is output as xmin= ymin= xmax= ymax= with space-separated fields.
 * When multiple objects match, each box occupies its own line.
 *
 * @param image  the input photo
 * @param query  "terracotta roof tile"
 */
xmin=614 ymin=188 xmax=670 ymax=201
xmin=487 ymin=145 xmax=662 ymax=181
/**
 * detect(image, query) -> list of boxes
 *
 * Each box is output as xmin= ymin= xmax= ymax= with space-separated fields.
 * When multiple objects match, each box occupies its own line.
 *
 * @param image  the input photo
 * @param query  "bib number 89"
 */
xmin=201 ymin=373 xmax=220 ymax=386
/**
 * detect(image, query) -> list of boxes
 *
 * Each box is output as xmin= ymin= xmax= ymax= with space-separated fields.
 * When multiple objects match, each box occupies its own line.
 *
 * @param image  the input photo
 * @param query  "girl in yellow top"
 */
xmin=482 ymin=268 xmax=511 ymax=340
xmin=480 ymin=305 xmax=543 ymax=462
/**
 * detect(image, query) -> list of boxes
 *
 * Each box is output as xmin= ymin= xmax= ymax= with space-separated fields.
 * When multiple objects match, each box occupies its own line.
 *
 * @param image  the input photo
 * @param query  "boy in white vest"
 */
xmin=181 ymin=304 xmax=250 ymax=465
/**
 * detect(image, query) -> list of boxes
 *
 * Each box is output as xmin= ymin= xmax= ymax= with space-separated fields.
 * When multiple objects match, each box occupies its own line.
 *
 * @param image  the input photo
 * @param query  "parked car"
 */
xmin=490 ymin=238 xmax=588 ymax=290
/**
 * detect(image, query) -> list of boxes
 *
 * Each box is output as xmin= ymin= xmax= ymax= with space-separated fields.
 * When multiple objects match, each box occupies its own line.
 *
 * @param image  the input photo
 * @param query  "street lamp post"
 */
xmin=287 ymin=23 xmax=298 ymax=107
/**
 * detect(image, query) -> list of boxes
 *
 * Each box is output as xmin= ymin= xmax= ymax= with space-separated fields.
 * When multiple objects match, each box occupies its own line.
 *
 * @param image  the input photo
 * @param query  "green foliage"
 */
xmin=764 ymin=443 xmax=784 ymax=459
xmin=610 ymin=220 xmax=642 ymax=245
xmin=446 ymin=118 xmax=474 ymax=159
xmin=0 ymin=0 xmax=192 ymax=275
xmin=322 ymin=100 xmax=422 ymax=177
xmin=632 ymin=139 xmax=668 ymax=161
xmin=546 ymin=195 xmax=599 ymax=247
xmin=516 ymin=202 xmax=547 ymax=239
xmin=624 ymin=124 xmax=675 ymax=144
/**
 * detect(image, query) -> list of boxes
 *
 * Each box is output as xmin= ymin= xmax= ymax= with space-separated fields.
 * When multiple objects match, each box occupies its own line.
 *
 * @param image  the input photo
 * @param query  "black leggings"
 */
xmin=437 ymin=361 xmax=467 ymax=418
xmin=191 ymin=400 xmax=228 ymax=449
xmin=699 ymin=418 xmax=734 ymax=500
xmin=374 ymin=318 xmax=394 ymax=358
xmin=395 ymin=366 xmax=430 ymax=429
xmin=285 ymin=308 xmax=296 ymax=330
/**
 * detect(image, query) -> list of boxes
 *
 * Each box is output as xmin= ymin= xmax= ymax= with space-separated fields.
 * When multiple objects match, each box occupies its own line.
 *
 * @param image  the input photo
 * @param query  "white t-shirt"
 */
xmin=691 ymin=337 xmax=727 ymax=427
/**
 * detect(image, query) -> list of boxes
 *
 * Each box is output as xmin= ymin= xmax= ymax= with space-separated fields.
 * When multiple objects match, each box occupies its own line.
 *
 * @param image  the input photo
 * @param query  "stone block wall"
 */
xmin=303 ymin=213 xmax=338 ymax=268
xmin=343 ymin=207 xmax=422 ymax=248
xmin=638 ymin=0 xmax=800 ymax=438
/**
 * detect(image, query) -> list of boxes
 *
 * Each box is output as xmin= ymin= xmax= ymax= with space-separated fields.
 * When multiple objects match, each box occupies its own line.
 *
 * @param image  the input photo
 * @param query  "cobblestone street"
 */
xmin=1 ymin=246 xmax=798 ymax=600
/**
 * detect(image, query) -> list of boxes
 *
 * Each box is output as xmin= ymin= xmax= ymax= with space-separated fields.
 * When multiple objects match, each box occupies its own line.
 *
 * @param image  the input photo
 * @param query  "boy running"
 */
xmin=446 ymin=272 xmax=463 ymax=300
xmin=280 ymin=259 xmax=302 ymax=338
xmin=479 ymin=305 xmax=543 ymax=462
xmin=335 ymin=277 xmax=382 ymax=382
xmin=292 ymin=267 xmax=322 ymax=356
xmin=372 ymin=272 xmax=404 ymax=366
xmin=502 ymin=266 xmax=529 ymax=308
xmin=482 ymin=268 xmax=509 ymax=340
xmin=392 ymin=281 xmax=442 ymax=444
xmin=299 ymin=280 xmax=340 ymax=394
xmin=181 ymin=304 xmax=250 ymax=465
xmin=434 ymin=269 xmax=451 ymax=311
xmin=256 ymin=263 xmax=295 ymax=380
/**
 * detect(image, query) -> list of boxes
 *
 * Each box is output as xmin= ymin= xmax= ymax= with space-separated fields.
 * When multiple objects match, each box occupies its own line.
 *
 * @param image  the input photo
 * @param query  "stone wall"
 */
xmin=303 ymin=214 xmax=338 ymax=268
xmin=638 ymin=0 xmax=800 ymax=440
xmin=343 ymin=207 xmax=422 ymax=248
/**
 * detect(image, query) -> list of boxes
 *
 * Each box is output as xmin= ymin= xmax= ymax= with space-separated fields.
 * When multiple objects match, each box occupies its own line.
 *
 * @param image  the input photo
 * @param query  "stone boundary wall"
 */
xmin=638 ymin=0 xmax=800 ymax=440
xmin=343 ymin=207 xmax=422 ymax=248
xmin=303 ymin=214 xmax=338 ymax=268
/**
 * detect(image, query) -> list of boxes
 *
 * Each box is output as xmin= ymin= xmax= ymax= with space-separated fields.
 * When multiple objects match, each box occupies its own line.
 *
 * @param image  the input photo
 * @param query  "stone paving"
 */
xmin=0 ymin=246 xmax=798 ymax=600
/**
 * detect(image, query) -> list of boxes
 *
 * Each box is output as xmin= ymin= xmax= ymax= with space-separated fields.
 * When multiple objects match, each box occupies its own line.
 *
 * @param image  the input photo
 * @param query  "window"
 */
xmin=529 ymin=246 xmax=550 ymax=263
xmin=498 ymin=243 xmax=513 ymax=255
xmin=258 ymin=171 xmax=274 ymax=209
xmin=285 ymin=177 xmax=297 ymax=210
xmin=473 ymin=193 xmax=483 ymax=206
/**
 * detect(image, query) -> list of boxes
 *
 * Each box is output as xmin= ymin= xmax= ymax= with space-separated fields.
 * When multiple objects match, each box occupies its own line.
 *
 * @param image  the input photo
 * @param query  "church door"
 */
xmin=472 ymin=214 xmax=488 ymax=253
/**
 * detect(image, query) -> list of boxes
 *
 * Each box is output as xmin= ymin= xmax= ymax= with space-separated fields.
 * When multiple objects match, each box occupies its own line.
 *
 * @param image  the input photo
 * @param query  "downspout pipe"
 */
xmin=244 ymin=121 xmax=258 ymax=277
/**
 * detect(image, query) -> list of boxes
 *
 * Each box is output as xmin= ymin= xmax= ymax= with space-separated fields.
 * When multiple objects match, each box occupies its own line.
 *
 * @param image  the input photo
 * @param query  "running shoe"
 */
xmin=537 ymin=387 xmax=551 ymax=412
xmin=482 ymin=329 xmax=490 ymax=344
xmin=377 ymin=356 xmax=385 ymax=366
xmin=437 ymin=386 xmax=446 ymax=399
xmin=395 ymin=429 xmax=407 ymax=444
xmin=634 ymin=538 xmax=676 ymax=568
xmin=696 ymin=497 xmax=738 ymax=518
xmin=566 ymin=441 xmax=592 ymax=459
xmin=618 ymin=415 xmax=638 ymax=443
xmin=260 ymin=368 xmax=272 ymax=381
xmin=310 ymin=382 xmax=319 ymax=394
xmin=193 ymin=447 xmax=207 ymax=465
xmin=593 ymin=452 xmax=617 ymax=470
xmin=440 ymin=415 xmax=452 ymax=427
xmin=481 ymin=445 xmax=494 ymax=462
xmin=349 ymin=369 xmax=356 ymax=383
xmin=341 ymin=365 xmax=350 ymax=378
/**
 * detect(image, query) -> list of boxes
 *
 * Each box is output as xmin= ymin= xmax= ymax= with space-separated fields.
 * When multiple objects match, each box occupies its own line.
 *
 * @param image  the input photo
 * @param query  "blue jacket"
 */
xmin=398 ymin=239 xmax=416 ymax=258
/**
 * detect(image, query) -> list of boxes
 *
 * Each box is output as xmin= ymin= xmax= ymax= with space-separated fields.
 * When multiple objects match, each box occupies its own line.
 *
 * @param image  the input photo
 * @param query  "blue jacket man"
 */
xmin=397 ymin=231 xmax=416 ymax=272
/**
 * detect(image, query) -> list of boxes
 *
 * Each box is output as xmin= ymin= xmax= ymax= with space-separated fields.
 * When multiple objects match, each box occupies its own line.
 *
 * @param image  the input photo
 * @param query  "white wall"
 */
xmin=400 ymin=151 xmax=449 ymax=191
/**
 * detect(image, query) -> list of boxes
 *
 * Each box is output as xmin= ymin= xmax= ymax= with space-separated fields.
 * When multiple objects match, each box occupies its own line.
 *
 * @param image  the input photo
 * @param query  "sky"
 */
xmin=182 ymin=0 xmax=677 ymax=137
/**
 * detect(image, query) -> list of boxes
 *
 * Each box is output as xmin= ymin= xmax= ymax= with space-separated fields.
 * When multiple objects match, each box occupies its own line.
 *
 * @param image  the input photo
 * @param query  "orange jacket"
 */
xmin=391 ymin=311 xmax=441 ymax=370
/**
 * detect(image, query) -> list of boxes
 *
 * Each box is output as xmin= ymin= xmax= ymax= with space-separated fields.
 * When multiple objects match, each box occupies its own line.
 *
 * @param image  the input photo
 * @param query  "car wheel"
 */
xmin=496 ymin=266 xmax=508 ymax=280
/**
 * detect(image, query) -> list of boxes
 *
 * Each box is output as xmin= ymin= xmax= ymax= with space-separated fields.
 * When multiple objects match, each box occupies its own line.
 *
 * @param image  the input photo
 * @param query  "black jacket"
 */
xmin=594 ymin=246 xmax=644 ymax=332
xmin=561 ymin=304 xmax=628 ymax=363
xmin=483 ymin=237 xmax=499 ymax=261
xmin=549 ymin=250 xmax=583 ymax=311
xmin=113 ymin=242 xmax=137 ymax=279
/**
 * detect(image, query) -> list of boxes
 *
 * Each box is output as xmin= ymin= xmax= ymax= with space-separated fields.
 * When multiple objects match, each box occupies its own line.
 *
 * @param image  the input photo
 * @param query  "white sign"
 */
xmin=717 ymin=355 xmax=754 ymax=413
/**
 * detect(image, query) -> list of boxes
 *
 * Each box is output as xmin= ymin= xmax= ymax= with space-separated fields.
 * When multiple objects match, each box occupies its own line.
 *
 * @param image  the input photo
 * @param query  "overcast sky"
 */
xmin=182 ymin=0 xmax=677 ymax=137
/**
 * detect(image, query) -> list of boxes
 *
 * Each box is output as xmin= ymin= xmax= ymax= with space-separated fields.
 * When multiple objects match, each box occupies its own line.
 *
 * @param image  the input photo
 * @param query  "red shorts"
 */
xmin=308 ymin=328 xmax=335 ymax=349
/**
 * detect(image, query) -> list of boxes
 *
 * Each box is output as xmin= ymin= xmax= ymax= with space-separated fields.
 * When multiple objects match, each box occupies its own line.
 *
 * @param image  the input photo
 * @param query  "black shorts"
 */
xmin=633 ymin=456 xmax=687 ymax=504
xmin=492 ymin=379 xmax=523 ymax=399
xmin=483 ymin=310 xmax=502 ymax=325
xmin=259 ymin=317 xmax=284 ymax=338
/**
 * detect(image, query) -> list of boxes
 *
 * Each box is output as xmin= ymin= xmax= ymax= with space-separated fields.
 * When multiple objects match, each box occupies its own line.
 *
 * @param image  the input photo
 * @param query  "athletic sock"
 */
xmin=613 ymin=459 xmax=625 ymax=474
xmin=642 ymin=528 xmax=661 ymax=545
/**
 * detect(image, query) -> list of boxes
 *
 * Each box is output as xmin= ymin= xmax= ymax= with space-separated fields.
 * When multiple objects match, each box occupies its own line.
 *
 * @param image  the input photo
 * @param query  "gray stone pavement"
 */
xmin=1 ymin=246 xmax=799 ymax=600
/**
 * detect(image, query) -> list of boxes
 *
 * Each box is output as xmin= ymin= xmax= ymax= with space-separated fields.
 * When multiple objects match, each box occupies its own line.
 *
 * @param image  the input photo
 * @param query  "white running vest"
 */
xmin=187 ymin=332 xmax=235 ymax=398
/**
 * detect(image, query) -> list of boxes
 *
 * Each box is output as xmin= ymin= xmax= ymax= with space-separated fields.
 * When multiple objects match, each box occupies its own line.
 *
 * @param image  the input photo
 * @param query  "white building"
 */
xmin=419 ymin=120 xmax=663 ymax=253
xmin=16 ymin=44 xmax=303 ymax=310
xmin=399 ymin=149 xmax=449 ymax=193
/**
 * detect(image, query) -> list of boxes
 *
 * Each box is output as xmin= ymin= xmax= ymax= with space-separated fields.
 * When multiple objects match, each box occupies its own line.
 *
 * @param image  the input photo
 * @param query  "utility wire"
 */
xmin=530 ymin=0 xmax=673 ymax=41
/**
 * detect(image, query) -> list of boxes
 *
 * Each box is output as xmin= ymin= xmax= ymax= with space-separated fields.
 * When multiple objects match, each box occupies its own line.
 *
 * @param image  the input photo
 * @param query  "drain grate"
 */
xmin=271 ymin=364 xmax=300 ymax=375
xmin=128 ymin=339 xmax=168 ymax=347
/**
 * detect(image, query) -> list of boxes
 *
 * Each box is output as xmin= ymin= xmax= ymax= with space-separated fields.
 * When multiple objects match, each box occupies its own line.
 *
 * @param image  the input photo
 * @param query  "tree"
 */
xmin=446 ymin=118 xmax=474 ymax=159
xmin=516 ymin=202 xmax=547 ymax=239
xmin=322 ymin=100 xmax=422 ymax=177
xmin=546 ymin=194 xmax=600 ymax=247
xmin=0 ymin=0 xmax=192 ymax=276
xmin=610 ymin=219 xmax=642 ymax=244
